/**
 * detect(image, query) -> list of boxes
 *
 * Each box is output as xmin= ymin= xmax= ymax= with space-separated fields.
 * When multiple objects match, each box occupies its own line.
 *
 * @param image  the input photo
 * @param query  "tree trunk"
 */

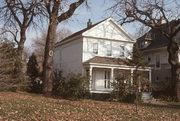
xmin=167 ymin=37 xmax=180 ymax=101
xmin=15 ymin=27 xmax=26 ymax=81
xmin=42 ymin=18 xmax=58 ymax=96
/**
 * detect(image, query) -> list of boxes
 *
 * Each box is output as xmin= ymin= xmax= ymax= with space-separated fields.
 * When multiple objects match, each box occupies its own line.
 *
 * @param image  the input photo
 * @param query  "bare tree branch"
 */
xmin=58 ymin=0 xmax=85 ymax=22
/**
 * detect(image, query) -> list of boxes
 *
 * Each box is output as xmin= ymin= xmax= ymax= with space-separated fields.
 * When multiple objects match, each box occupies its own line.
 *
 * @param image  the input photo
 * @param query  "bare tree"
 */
xmin=32 ymin=28 xmax=72 ymax=72
xmin=57 ymin=28 xmax=72 ymax=42
xmin=109 ymin=0 xmax=180 ymax=100
xmin=40 ymin=0 xmax=86 ymax=95
xmin=0 ymin=0 xmax=41 ymax=78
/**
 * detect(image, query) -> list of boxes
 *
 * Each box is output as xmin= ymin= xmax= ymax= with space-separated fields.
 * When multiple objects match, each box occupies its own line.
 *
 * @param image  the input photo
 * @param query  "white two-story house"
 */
xmin=54 ymin=17 xmax=151 ymax=93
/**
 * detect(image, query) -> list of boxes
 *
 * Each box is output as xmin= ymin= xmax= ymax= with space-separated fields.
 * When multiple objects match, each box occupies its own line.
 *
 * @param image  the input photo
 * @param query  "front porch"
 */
xmin=83 ymin=57 xmax=152 ymax=94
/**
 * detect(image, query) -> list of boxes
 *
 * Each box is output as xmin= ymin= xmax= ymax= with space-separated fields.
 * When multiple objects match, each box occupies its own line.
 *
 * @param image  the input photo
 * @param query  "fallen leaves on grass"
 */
xmin=0 ymin=92 xmax=179 ymax=121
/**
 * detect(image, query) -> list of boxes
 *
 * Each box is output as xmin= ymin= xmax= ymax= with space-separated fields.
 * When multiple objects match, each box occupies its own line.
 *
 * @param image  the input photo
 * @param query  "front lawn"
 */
xmin=0 ymin=92 xmax=179 ymax=121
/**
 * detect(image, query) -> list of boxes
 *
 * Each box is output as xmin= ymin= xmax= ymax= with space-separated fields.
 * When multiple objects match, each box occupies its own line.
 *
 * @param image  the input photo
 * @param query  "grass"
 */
xmin=0 ymin=92 xmax=179 ymax=121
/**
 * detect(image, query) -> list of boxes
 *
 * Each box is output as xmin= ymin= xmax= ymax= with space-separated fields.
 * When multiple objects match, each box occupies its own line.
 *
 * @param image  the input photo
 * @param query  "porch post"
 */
xmin=111 ymin=68 xmax=114 ymax=82
xmin=89 ymin=66 xmax=93 ymax=91
xmin=149 ymin=69 xmax=152 ymax=91
xmin=149 ymin=69 xmax=152 ymax=82
xmin=130 ymin=69 xmax=134 ymax=85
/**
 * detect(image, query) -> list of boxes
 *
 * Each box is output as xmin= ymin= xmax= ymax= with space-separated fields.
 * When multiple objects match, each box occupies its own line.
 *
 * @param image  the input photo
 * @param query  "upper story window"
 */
xmin=93 ymin=43 xmax=98 ymax=54
xmin=147 ymin=56 xmax=151 ymax=63
xmin=120 ymin=45 xmax=125 ymax=57
xmin=107 ymin=44 xmax=112 ymax=56
xmin=155 ymin=54 xmax=160 ymax=69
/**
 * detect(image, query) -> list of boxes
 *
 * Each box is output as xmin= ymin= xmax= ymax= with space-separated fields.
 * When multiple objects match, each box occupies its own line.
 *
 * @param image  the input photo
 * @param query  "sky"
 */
xmin=25 ymin=0 xmax=138 ymax=48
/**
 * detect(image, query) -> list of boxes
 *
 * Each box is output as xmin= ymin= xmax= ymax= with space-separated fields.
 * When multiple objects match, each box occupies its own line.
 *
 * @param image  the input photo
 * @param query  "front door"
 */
xmin=93 ymin=70 xmax=111 ymax=90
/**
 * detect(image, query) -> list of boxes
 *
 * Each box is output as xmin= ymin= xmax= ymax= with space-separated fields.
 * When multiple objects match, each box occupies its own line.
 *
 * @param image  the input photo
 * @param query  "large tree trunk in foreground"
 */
xmin=42 ymin=18 xmax=58 ymax=95
xmin=167 ymin=37 xmax=180 ymax=101
xmin=42 ymin=0 xmax=85 ymax=96
xmin=171 ymin=66 xmax=180 ymax=101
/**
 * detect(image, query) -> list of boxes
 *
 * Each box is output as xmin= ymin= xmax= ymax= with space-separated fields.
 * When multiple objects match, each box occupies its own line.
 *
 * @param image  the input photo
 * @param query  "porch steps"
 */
xmin=141 ymin=92 xmax=156 ymax=103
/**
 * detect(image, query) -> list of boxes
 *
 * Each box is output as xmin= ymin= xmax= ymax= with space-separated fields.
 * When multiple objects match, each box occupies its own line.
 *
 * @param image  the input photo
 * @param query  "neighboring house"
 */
xmin=137 ymin=25 xmax=180 ymax=91
xmin=54 ymin=17 xmax=151 ymax=93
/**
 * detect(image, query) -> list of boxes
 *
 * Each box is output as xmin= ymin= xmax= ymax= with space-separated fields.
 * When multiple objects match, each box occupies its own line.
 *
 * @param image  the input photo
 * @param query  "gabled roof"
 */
xmin=84 ymin=56 xmax=129 ymax=65
xmin=56 ymin=17 xmax=136 ymax=46
xmin=56 ymin=18 xmax=109 ymax=45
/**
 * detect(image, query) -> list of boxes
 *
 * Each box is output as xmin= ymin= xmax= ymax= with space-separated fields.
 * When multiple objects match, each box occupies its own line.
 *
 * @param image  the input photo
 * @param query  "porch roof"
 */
xmin=83 ymin=56 xmax=129 ymax=65
xmin=83 ymin=56 xmax=152 ymax=71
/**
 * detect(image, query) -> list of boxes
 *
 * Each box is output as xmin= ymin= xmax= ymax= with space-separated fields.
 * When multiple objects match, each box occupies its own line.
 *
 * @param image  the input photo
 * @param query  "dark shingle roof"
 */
xmin=84 ymin=56 xmax=129 ymax=65
xmin=137 ymin=29 xmax=169 ymax=51
xmin=137 ymin=19 xmax=180 ymax=51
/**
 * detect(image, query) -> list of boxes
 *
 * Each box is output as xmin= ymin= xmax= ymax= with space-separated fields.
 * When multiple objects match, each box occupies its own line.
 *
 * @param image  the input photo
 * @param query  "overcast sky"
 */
xmin=25 ymin=0 xmax=138 ymax=48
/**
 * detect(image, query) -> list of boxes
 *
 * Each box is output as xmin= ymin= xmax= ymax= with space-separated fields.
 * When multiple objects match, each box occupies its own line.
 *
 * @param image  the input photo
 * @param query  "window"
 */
xmin=104 ymin=71 xmax=110 ymax=88
xmin=148 ymin=56 xmax=151 ymax=63
xmin=107 ymin=44 xmax=112 ymax=56
xmin=93 ymin=43 xmax=98 ymax=54
xmin=156 ymin=76 xmax=159 ymax=82
xmin=155 ymin=54 xmax=160 ymax=69
xmin=120 ymin=45 xmax=125 ymax=57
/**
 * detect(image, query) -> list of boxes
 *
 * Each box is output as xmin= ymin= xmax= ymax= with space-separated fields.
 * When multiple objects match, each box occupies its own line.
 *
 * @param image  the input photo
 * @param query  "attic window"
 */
xmin=120 ymin=45 xmax=125 ymax=57
xmin=93 ymin=43 xmax=98 ymax=54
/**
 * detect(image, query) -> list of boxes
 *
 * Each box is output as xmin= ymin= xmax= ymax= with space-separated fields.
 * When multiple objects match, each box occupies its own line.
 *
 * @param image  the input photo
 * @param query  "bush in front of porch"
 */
xmin=110 ymin=75 xmax=136 ymax=103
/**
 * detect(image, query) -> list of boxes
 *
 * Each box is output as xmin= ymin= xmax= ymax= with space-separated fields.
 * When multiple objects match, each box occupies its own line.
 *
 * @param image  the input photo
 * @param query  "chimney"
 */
xmin=87 ymin=19 xmax=92 ymax=28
